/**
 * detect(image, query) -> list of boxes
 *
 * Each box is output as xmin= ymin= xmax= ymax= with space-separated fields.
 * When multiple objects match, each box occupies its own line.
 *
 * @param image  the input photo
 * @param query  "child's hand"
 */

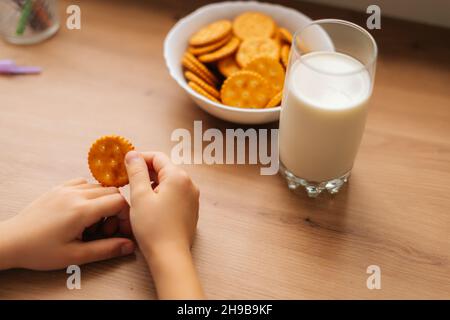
xmin=124 ymin=151 xmax=199 ymax=256
xmin=0 ymin=179 xmax=135 ymax=271
xmin=124 ymin=151 xmax=203 ymax=299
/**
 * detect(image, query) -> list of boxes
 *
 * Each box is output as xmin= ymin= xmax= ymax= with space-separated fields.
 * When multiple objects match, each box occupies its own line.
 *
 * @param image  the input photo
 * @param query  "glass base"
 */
xmin=279 ymin=163 xmax=350 ymax=198
xmin=3 ymin=22 xmax=59 ymax=45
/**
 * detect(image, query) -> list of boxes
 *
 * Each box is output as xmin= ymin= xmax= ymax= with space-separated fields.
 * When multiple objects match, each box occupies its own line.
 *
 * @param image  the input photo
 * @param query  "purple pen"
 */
xmin=0 ymin=60 xmax=42 ymax=75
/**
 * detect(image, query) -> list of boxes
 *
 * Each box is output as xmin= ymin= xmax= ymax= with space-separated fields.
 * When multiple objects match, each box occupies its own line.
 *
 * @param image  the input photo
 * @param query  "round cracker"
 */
xmin=198 ymin=37 xmax=240 ymax=63
xmin=88 ymin=135 xmax=135 ymax=187
xmin=185 ymin=71 xmax=220 ymax=99
xmin=182 ymin=57 xmax=216 ymax=86
xmin=272 ymin=27 xmax=282 ymax=45
xmin=220 ymin=70 xmax=272 ymax=108
xmin=232 ymin=12 xmax=276 ymax=40
xmin=183 ymin=52 xmax=219 ymax=85
xmin=189 ymin=20 xmax=232 ymax=46
xmin=265 ymin=90 xmax=283 ymax=108
xmin=278 ymin=27 xmax=293 ymax=44
xmin=281 ymin=44 xmax=290 ymax=67
xmin=244 ymin=56 xmax=285 ymax=94
xmin=188 ymin=81 xmax=220 ymax=103
xmin=236 ymin=38 xmax=280 ymax=67
xmin=217 ymin=55 xmax=241 ymax=78
xmin=184 ymin=52 xmax=217 ymax=79
xmin=188 ymin=34 xmax=232 ymax=56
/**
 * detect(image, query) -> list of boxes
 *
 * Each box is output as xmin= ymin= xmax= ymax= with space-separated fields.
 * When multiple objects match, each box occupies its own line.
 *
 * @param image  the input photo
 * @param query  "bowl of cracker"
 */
xmin=164 ymin=1 xmax=314 ymax=124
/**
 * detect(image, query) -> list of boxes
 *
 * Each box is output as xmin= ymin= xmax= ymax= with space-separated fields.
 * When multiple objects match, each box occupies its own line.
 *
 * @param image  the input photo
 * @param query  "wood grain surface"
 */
xmin=0 ymin=0 xmax=449 ymax=299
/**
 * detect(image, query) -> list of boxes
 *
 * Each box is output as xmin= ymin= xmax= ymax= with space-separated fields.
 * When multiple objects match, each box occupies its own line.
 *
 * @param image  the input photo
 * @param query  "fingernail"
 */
xmin=125 ymin=151 xmax=140 ymax=164
xmin=121 ymin=242 xmax=135 ymax=255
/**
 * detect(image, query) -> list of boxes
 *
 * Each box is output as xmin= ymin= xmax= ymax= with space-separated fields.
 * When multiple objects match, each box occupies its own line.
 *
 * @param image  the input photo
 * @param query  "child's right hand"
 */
xmin=124 ymin=151 xmax=199 ymax=257
xmin=124 ymin=151 xmax=204 ymax=299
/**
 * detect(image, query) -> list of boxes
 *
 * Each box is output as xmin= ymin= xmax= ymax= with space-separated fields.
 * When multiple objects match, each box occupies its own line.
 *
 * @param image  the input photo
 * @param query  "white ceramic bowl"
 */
xmin=163 ymin=1 xmax=314 ymax=124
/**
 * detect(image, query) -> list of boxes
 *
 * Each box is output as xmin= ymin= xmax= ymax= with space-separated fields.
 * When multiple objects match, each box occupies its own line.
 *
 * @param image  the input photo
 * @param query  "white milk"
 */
xmin=279 ymin=51 xmax=372 ymax=182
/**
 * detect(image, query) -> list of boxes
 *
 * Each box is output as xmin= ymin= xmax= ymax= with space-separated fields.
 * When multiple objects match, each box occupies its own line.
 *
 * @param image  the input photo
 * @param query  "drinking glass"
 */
xmin=279 ymin=19 xmax=377 ymax=197
xmin=0 ymin=0 xmax=59 ymax=45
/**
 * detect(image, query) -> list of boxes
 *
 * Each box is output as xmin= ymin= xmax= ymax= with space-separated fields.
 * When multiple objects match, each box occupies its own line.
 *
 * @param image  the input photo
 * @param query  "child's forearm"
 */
xmin=144 ymin=243 xmax=205 ymax=300
xmin=0 ymin=221 xmax=20 ymax=270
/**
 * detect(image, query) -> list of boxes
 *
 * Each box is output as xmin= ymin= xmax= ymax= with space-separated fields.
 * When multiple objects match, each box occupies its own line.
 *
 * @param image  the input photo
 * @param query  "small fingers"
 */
xmin=83 ymin=186 xmax=120 ymax=199
xmin=76 ymin=183 xmax=104 ymax=190
xmin=70 ymin=238 xmax=135 ymax=265
xmin=84 ymin=193 xmax=128 ymax=226
xmin=125 ymin=151 xmax=153 ymax=203
xmin=141 ymin=151 xmax=177 ymax=184
xmin=63 ymin=178 xmax=87 ymax=186
xmin=141 ymin=152 xmax=173 ymax=171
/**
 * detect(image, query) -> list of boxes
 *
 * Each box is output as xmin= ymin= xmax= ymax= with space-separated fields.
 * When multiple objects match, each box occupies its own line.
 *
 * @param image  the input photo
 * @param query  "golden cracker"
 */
xmin=188 ymin=34 xmax=232 ymax=56
xmin=189 ymin=20 xmax=232 ymax=46
xmin=184 ymin=52 xmax=217 ymax=82
xmin=182 ymin=56 xmax=216 ymax=87
xmin=88 ymin=135 xmax=135 ymax=187
xmin=272 ymin=26 xmax=282 ymax=45
xmin=185 ymin=71 xmax=220 ymax=99
xmin=198 ymin=37 xmax=240 ymax=63
xmin=184 ymin=52 xmax=219 ymax=85
xmin=244 ymin=56 xmax=285 ymax=95
xmin=182 ymin=57 xmax=215 ymax=86
xmin=265 ymin=90 xmax=282 ymax=108
xmin=281 ymin=44 xmax=290 ymax=68
xmin=278 ymin=27 xmax=293 ymax=44
xmin=217 ymin=55 xmax=241 ymax=78
xmin=220 ymin=70 xmax=272 ymax=108
xmin=232 ymin=12 xmax=276 ymax=40
xmin=188 ymin=81 xmax=220 ymax=103
xmin=236 ymin=38 xmax=280 ymax=67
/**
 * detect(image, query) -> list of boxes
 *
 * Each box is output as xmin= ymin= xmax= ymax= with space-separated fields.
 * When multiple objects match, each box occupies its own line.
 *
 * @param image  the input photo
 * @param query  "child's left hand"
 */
xmin=0 ymin=178 xmax=135 ymax=271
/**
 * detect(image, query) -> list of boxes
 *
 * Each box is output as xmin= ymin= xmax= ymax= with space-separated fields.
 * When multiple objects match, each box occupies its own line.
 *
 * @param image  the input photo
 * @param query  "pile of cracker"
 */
xmin=182 ymin=12 xmax=293 ymax=109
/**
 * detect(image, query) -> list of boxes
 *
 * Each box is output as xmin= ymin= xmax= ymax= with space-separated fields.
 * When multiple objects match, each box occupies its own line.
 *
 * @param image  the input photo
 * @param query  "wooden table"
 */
xmin=0 ymin=0 xmax=449 ymax=299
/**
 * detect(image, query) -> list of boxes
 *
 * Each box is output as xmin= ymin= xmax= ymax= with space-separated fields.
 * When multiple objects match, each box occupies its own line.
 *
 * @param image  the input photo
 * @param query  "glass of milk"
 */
xmin=279 ymin=19 xmax=377 ymax=197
